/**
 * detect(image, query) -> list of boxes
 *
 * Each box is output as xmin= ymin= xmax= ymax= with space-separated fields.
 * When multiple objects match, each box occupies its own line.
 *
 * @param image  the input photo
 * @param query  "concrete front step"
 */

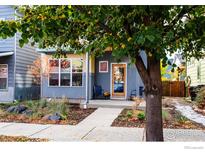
xmin=80 ymin=99 xmax=146 ymax=110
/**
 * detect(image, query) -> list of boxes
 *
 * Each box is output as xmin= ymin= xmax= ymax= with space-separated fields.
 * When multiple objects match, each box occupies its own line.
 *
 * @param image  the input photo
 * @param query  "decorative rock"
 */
xmin=174 ymin=103 xmax=205 ymax=126
xmin=42 ymin=114 xmax=51 ymax=121
xmin=42 ymin=113 xmax=61 ymax=121
xmin=6 ymin=106 xmax=16 ymax=113
xmin=49 ymin=113 xmax=61 ymax=121
xmin=22 ymin=110 xmax=33 ymax=116
xmin=7 ymin=105 xmax=27 ymax=114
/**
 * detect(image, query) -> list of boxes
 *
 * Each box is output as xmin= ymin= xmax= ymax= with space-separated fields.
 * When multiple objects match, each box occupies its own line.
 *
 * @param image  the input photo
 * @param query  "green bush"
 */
xmin=47 ymin=102 xmax=68 ymax=119
xmin=196 ymin=87 xmax=205 ymax=109
xmin=126 ymin=111 xmax=133 ymax=118
xmin=39 ymin=99 xmax=47 ymax=108
xmin=25 ymin=100 xmax=69 ymax=119
xmin=175 ymin=113 xmax=188 ymax=124
xmin=162 ymin=110 xmax=170 ymax=121
xmin=137 ymin=112 xmax=145 ymax=120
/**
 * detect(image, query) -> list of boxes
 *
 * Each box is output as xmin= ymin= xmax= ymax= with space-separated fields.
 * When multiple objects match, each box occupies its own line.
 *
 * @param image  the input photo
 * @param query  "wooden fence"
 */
xmin=162 ymin=81 xmax=185 ymax=97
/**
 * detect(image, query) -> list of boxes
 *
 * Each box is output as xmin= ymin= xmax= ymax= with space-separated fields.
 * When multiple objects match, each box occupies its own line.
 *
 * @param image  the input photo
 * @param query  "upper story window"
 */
xmin=0 ymin=64 xmax=8 ymax=90
xmin=48 ymin=59 xmax=83 ymax=87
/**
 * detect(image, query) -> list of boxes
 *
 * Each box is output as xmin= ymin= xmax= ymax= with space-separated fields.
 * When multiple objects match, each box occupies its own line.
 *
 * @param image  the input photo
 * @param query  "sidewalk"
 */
xmin=0 ymin=107 xmax=205 ymax=141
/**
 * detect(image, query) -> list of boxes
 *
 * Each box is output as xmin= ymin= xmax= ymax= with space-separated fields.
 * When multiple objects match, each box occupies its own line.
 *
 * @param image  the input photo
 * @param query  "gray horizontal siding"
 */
xmin=15 ymin=33 xmax=40 ymax=100
xmin=0 ymin=6 xmax=15 ymax=53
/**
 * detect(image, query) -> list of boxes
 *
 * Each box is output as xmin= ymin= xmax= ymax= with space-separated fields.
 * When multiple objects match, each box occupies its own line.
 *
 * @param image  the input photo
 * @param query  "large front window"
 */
xmin=49 ymin=59 xmax=83 ymax=87
xmin=0 ymin=64 xmax=8 ymax=90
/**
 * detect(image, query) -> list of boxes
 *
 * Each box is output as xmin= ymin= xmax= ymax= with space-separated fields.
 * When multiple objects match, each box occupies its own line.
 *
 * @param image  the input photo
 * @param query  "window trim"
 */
xmin=99 ymin=61 xmax=108 ymax=73
xmin=48 ymin=58 xmax=83 ymax=87
xmin=0 ymin=64 xmax=8 ymax=91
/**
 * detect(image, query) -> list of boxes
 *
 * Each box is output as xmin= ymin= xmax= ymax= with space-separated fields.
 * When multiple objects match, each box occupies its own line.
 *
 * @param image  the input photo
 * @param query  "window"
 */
xmin=60 ymin=59 xmax=71 ymax=86
xmin=0 ymin=64 xmax=8 ymax=90
xmin=72 ymin=60 xmax=83 ymax=86
xmin=48 ymin=59 xmax=83 ymax=87
xmin=49 ymin=60 xmax=59 ymax=86
xmin=99 ymin=61 xmax=108 ymax=73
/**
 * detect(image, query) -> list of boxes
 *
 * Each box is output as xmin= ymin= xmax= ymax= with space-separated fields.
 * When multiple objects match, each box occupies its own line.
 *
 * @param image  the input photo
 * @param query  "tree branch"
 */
xmin=135 ymin=54 xmax=150 ymax=85
xmin=123 ymin=19 xmax=132 ymax=36
xmin=164 ymin=5 xmax=198 ymax=33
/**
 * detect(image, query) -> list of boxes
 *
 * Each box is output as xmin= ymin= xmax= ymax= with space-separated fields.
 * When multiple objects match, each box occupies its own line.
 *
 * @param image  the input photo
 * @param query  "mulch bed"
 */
xmin=0 ymin=107 xmax=96 ymax=125
xmin=111 ymin=109 xmax=205 ymax=130
xmin=0 ymin=135 xmax=48 ymax=142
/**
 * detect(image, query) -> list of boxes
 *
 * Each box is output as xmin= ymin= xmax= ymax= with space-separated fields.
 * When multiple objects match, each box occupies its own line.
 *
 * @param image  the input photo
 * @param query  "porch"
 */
xmin=81 ymin=99 xmax=146 ymax=109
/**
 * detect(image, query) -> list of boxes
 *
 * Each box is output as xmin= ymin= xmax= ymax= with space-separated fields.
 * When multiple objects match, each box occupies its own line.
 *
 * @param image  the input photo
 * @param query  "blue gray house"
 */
xmin=0 ymin=6 xmax=40 ymax=102
xmin=39 ymin=48 xmax=146 ymax=102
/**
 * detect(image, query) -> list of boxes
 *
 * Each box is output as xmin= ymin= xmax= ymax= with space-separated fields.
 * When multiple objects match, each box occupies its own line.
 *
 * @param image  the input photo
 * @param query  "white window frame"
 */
xmin=0 ymin=64 xmax=8 ymax=90
xmin=72 ymin=59 xmax=83 ymax=87
xmin=48 ymin=58 xmax=83 ymax=87
xmin=99 ymin=61 xmax=108 ymax=73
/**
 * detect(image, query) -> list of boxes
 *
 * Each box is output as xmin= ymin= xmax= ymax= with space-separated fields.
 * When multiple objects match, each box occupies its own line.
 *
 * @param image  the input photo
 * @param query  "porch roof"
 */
xmin=0 ymin=51 xmax=14 ymax=57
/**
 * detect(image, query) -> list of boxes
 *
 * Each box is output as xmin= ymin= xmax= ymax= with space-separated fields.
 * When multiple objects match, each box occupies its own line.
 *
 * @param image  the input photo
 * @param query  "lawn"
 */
xmin=0 ymin=99 xmax=96 ymax=125
xmin=111 ymin=108 xmax=205 ymax=130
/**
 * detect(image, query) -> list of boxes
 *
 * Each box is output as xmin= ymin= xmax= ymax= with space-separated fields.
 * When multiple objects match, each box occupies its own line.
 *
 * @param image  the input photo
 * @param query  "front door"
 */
xmin=111 ymin=63 xmax=126 ymax=98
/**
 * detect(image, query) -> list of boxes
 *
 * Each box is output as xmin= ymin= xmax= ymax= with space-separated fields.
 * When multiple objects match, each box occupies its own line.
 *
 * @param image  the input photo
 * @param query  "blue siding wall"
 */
xmin=41 ymin=73 xmax=86 ymax=99
xmin=94 ymin=51 xmax=146 ymax=99
xmin=40 ymin=51 xmax=147 ymax=100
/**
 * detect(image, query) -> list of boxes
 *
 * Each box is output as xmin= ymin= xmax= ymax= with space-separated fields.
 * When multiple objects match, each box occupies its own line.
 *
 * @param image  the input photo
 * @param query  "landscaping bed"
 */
xmin=0 ymin=100 xmax=96 ymax=125
xmin=111 ymin=108 xmax=205 ymax=130
xmin=0 ymin=135 xmax=48 ymax=142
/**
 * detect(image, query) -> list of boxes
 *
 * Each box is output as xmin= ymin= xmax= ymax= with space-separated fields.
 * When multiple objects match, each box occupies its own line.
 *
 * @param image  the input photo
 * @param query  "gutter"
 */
xmin=84 ymin=51 xmax=90 ymax=108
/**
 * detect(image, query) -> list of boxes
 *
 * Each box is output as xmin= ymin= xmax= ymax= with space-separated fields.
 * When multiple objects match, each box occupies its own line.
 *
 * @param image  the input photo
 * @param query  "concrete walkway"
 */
xmin=0 ymin=107 xmax=205 ymax=141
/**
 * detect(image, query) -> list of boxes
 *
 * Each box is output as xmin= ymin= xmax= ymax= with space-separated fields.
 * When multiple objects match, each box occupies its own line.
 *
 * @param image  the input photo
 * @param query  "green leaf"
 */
xmin=146 ymin=35 xmax=155 ymax=42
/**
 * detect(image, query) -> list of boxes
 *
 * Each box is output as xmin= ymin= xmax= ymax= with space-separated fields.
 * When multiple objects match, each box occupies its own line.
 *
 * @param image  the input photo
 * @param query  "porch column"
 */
xmin=85 ymin=51 xmax=90 ymax=108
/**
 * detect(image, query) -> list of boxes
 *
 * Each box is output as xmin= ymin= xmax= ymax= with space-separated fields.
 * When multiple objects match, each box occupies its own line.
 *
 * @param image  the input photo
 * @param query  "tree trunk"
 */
xmin=135 ymin=53 xmax=164 ymax=141
xmin=145 ymin=57 xmax=163 ymax=141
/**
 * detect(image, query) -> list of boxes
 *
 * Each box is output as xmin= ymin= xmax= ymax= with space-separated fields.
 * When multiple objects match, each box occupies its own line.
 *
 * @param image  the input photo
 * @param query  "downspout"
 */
xmin=13 ymin=9 xmax=17 ymax=102
xmin=84 ymin=51 xmax=90 ymax=108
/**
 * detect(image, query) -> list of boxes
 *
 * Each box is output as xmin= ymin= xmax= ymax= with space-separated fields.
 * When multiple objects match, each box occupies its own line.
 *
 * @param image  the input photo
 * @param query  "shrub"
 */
xmin=175 ymin=113 xmax=188 ymax=124
xmin=162 ymin=110 xmax=170 ymax=121
xmin=39 ymin=99 xmax=47 ymax=108
xmin=137 ymin=112 xmax=145 ymax=120
xmin=195 ymin=87 xmax=205 ymax=109
xmin=47 ymin=102 xmax=68 ymax=119
xmin=126 ymin=111 xmax=133 ymax=118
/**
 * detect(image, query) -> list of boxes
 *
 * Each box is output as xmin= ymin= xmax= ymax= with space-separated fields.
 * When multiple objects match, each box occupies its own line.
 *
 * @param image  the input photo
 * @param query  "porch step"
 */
xmin=81 ymin=100 xmax=146 ymax=110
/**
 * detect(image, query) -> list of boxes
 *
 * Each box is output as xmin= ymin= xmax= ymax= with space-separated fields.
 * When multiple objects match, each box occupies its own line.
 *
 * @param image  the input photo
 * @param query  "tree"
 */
xmin=1 ymin=5 xmax=205 ymax=141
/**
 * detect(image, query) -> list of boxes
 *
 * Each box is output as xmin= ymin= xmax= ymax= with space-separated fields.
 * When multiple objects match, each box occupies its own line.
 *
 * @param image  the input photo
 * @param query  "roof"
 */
xmin=0 ymin=51 xmax=13 ymax=57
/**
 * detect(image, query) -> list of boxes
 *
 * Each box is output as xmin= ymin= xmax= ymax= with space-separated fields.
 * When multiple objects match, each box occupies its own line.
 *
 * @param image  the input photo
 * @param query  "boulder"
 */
xmin=42 ymin=114 xmax=51 ymax=121
xmin=22 ymin=110 xmax=33 ymax=116
xmin=42 ymin=113 xmax=62 ymax=121
xmin=6 ymin=106 xmax=16 ymax=113
xmin=49 ymin=113 xmax=61 ymax=121
xmin=7 ymin=105 xmax=27 ymax=114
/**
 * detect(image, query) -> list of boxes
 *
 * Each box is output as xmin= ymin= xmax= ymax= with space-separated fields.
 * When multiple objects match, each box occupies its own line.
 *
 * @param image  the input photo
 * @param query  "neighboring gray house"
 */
xmin=0 ymin=6 xmax=40 ymax=102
